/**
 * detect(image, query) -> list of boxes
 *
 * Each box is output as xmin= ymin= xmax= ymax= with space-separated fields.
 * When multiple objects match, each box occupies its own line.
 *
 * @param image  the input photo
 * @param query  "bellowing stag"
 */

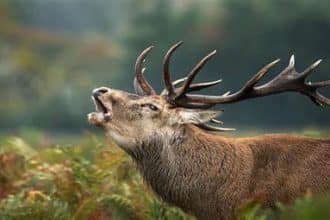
xmin=88 ymin=42 xmax=330 ymax=220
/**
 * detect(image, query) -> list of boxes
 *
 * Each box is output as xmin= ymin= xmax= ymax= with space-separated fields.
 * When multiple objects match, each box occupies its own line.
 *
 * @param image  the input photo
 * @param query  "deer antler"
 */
xmin=160 ymin=77 xmax=222 ymax=95
xmin=163 ymin=41 xmax=183 ymax=99
xmin=176 ymin=50 xmax=217 ymax=98
xmin=180 ymin=55 xmax=329 ymax=106
xmin=132 ymin=42 xmax=329 ymax=131
xmin=159 ymin=42 xmax=329 ymax=107
xmin=162 ymin=42 xmax=221 ymax=109
xmin=134 ymin=46 xmax=156 ymax=96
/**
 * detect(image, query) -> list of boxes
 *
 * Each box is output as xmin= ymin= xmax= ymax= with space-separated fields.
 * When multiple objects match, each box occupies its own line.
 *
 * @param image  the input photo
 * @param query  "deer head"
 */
xmin=88 ymin=41 xmax=329 ymax=152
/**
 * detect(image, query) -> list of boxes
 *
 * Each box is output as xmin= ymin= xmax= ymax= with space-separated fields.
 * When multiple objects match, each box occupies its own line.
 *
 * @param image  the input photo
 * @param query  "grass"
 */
xmin=0 ymin=130 xmax=329 ymax=220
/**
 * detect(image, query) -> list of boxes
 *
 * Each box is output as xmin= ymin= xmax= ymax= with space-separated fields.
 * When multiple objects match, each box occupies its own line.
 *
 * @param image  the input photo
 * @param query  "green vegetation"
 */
xmin=0 ymin=134 xmax=191 ymax=220
xmin=0 ymin=132 xmax=329 ymax=220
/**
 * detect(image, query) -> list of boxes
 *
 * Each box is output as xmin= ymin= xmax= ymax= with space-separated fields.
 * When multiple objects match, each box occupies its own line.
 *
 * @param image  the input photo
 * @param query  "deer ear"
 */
xmin=178 ymin=109 xmax=222 ymax=125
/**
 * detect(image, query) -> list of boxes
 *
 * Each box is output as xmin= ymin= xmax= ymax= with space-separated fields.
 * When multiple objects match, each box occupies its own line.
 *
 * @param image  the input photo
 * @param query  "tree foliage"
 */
xmin=0 ymin=0 xmax=329 ymax=132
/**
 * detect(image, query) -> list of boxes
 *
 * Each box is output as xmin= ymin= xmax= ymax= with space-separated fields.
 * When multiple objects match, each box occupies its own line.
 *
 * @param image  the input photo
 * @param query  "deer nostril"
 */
xmin=93 ymin=88 xmax=110 ymax=97
xmin=98 ymin=89 xmax=108 ymax=94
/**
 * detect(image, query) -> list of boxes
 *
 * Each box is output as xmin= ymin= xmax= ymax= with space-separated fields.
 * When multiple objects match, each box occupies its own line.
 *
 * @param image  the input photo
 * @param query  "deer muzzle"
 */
xmin=88 ymin=87 xmax=113 ymax=125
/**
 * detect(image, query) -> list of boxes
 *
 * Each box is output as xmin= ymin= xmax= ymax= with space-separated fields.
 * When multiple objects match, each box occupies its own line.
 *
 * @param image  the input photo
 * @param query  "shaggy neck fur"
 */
xmin=124 ymin=125 xmax=330 ymax=220
xmin=128 ymin=125 xmax=252 ymax=219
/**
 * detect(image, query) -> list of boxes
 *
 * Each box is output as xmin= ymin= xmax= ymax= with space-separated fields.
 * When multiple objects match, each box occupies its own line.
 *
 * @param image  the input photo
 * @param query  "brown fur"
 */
xmin=130 ymin=125 xmax=329 ymax=220
xmin=88 ymin=88 xmax=330 ymax=220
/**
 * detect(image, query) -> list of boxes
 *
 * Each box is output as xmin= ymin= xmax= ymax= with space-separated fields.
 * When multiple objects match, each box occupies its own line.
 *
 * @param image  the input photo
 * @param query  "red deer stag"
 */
xmin=88 ymin=42 xmax=330 ymax=220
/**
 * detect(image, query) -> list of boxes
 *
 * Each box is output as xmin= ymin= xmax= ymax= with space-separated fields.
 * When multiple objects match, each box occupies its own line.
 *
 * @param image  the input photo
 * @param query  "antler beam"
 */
xmin=182 ymin=55 xmax=329 ymax=106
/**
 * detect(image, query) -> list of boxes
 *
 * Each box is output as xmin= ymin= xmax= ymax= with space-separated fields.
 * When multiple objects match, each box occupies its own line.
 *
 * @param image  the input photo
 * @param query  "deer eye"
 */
xmin=148 ymin=104 xmax=158 ymax=111
xmin=141 ymin=103 xmax=158 ymax=111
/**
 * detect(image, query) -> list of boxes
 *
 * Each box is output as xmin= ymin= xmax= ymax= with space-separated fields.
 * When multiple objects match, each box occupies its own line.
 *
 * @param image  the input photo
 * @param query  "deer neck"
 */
xmin=130 ymin=125 xmax=235 ymax=210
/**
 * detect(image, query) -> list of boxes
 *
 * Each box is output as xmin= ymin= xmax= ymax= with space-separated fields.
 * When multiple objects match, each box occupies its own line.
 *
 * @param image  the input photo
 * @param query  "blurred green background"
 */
xmin=0 ymin=0 xmax=329 ymax=135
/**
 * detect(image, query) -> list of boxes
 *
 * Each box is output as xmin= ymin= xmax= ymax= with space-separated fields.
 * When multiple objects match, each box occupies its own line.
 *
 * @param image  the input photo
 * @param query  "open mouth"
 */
xmin=93 ymin=94 xmax=108 ymax=113
xmin=92 ymin=95 xmax=112 ymax=121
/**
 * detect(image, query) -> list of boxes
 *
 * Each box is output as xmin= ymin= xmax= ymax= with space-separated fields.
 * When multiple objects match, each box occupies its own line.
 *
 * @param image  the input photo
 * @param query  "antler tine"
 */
xmin=211 ymin=119 xmax=223 ymax=125
xmin=310 ymin=80 xmax=330 ymax=88
xmin=174 ymin=101 xmax=216 ymax=109
xmin=183 ymin=58 xmax=280 ymax=104
xmin=308 ymin=92 xmax=330 ymax=106
xmin=239 ymin=59 xmax=280 ymax=93
xmin=176 ymin=50 xmax=217 ymax=98
xmin=299 ymin=59 xmax=322 ymax=79
xmin=172 ymin=77 xmax=188 ymax=87
xmin=197 ymin=123 xmax=236 ymax=132
xmin=163 ymin=41 xmax=183 ymax=98
xmin=160 ymin=77 xmax=187 ymax=96
xmin=134 ymin=46 xmax=156 ymax=95
xmin=286 ymin=57 xmax=329 ymax=106
xmin=161 ymin=77 xmax=222 ymax=95
xmin=181 ymin=78 xmax=223 ymax=92
xmin=289 ymin=54 xmax=295 ymax=68
xmin=134 ymin=74 xmax=144 ymax=96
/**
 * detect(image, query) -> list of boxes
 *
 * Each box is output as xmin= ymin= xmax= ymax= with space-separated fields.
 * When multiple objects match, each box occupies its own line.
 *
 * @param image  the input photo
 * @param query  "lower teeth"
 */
xmin=104 ymin=112 xmax=111 ymax=121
